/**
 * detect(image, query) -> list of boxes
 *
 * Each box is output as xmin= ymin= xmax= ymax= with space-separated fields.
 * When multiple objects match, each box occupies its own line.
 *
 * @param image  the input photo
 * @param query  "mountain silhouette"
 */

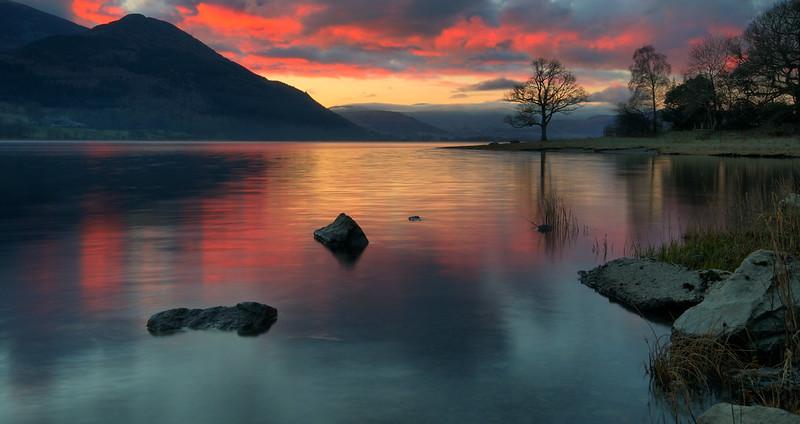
xmin=332 ymin=106 xmax=449 ymax=140
xmin=0 ymin=10 xmax=365 ymax=140
xmin=0 ymin=0 xmax=86 ymax=50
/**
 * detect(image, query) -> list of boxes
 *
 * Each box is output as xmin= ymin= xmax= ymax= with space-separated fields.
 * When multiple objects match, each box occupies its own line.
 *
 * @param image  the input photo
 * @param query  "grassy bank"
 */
xmin=642 ymin=195 xmax=800 ymax=416
xmin=451 ymin=131 xmax=800 ymax=158
xmin=635 ymin=196 xmax=800 ymax=271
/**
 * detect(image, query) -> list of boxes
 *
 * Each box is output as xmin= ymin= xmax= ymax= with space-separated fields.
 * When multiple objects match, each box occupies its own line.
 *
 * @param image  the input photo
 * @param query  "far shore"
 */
xmin=449 ymin=131 xmax=800 ymax=158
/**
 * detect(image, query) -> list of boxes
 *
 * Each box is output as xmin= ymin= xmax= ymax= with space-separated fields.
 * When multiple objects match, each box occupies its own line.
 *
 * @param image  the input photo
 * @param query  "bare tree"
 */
xmin=741 ymin=0 xmax=800 ymax=115
xmin=629 ymin=45 xmax=672 ymax=134
xmin=505 ymin=58 xmax=588 ymax=141
xmin=687 ymin=36 xmax=739 ymax=128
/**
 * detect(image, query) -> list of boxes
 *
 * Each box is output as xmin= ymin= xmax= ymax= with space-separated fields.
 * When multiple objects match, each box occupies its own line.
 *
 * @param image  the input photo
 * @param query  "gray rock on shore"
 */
xmin=147 ymin=302 xmax=278 ymax=336
xmin=674 ymin=250 xmax=800 ymax=355
xmin=314 ymin=213 xmax=369 ymax=251
xmin=579 ymin=257 xmax=720 ymax=315
xmin=698 ymin=402 xmax=800 ymax=423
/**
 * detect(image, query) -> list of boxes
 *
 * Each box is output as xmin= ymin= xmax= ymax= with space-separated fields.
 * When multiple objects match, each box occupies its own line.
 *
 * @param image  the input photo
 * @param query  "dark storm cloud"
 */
xmin=261 ymin=45 xmax=423 ymax=71
xmin=459 ymin=78 xmax=523 ymax=92
xmin=17 ymin=0 xmax=786 ymax=81
xmin=588 ymin=85 xmax=630 ymax=104
xmin=299 ymin=0 xmax=498 ymax=35
xmin=466 ymin=49 xmax=529 ymax=64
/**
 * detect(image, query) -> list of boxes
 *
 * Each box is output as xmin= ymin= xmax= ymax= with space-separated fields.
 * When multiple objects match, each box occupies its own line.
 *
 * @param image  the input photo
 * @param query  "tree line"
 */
xmin=506 ymin=0 xmax=799 ymax=141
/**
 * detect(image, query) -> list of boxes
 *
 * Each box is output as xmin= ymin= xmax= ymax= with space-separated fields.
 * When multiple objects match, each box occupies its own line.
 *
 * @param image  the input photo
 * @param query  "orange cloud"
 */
xmin=179 ymin=3 xmax=304 ymax=42
xmin=71 ymin=0 xmax=124 ymax=26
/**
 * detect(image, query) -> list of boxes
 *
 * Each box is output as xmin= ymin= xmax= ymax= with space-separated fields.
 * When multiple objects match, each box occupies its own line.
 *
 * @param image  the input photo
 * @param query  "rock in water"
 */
xmin=313 ymin=213 xmax=369 ymax=251
xmin=674 ymin=250 xmax=800 ymax=355
xmin=147 ymin=302 xmax=278 ymax=336
xmin=781 ymin=193 xmax=800 ymax=209
xmin=698 ymin=403 xmax=800 ymax=424
xmin=579 ymin=257 xmax=712 ymax=316
xmin=408 ymin=216 xmax=422 ymax=222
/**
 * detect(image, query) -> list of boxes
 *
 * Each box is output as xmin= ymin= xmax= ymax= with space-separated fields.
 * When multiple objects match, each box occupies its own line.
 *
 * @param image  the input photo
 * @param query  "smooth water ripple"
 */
xmin=1 ymin=142 xmax=799 ymax=423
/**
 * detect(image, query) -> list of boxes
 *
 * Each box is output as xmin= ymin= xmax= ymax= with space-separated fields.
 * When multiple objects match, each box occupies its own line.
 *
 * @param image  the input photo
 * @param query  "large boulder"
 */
xmin=674 ymin=250 xmax=800 ymax=355
xmin=147 ymin=302 xmax=278 ymax=336
xmin=579 ymin=257 xmax=722 ymax=316
xmin=698 ymin=403 xmax=800 ymax=424
xmin=313 ymin=213 xmax=369 ymax=251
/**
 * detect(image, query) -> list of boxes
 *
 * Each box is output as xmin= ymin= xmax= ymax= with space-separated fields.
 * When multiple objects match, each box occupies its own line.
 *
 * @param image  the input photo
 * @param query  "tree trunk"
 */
xmin=795 ymin=91 xmax=800 ymax=117
xmin=540 ymin=123 xmax=548 ymax=141
xmin=651 ymin=91 xmax=658 ymax=134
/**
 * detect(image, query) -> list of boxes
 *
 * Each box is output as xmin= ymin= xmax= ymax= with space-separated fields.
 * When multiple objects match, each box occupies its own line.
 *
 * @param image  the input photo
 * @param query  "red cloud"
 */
xmin=178 ymin=3 xmax=304 ymax=42
xmin=71 ymin=0 xmax=123 ymax=26
xmin=66 ymin=0 xmax=764 ymax=100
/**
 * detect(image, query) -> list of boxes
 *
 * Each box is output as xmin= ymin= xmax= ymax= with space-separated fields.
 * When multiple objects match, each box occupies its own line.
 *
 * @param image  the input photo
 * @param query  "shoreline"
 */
xmin=447 ymin=133 xmax=800 ymax=158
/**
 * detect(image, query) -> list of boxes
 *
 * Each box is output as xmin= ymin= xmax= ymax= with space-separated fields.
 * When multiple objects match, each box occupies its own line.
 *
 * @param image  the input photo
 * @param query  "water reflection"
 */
xmin=1 ymin=142 xmax=799 ymax=423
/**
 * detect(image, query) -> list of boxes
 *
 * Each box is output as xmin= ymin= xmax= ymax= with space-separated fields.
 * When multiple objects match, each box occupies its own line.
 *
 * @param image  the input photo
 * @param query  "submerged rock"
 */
xmin=579 ymin=257 xmax=713 ymax=316
xmin=698 ymin=403 xmax=800 ymax=424
xmin=147 ymin=302 xmax=278 ymax=336
xmin=408 ymin=215 xmax=423 ymax=222
xmin=313 ymin=213 xmax=369 ymax=251
xmin=674 ymin=250 xmax=800 ymax=355
xmin=781 ymin=193 xmax=800 ymax=209
xmin=728 ymin=368 xmax=800 ymax=394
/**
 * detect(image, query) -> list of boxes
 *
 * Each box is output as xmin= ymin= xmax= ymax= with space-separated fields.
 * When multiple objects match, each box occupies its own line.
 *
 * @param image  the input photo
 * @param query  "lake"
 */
xmin=1 ymin=142 xmax=798 ymax=423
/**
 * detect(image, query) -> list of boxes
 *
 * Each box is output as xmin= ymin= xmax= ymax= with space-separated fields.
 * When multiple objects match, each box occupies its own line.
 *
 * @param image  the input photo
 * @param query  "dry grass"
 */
xmin=646 ymin=196 xmax=800 ymax=419
xmin=648 ymin=333 xmax=751 ymax=393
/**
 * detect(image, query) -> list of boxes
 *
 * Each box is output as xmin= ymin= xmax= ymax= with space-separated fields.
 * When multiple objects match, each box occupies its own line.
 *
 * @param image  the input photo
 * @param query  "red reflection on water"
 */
xmin=199 ymin=178 xmax=304 ymax=284
xmin=79 ymin=197 xmax=124 ymax=312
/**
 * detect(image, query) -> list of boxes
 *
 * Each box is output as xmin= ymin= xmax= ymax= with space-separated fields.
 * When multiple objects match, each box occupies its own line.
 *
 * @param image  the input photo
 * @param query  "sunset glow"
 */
xmin=43 ymin=0 xmax=779 ymax=106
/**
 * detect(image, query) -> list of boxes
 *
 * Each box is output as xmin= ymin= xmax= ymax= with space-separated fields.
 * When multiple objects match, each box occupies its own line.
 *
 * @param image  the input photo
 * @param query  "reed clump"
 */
xmin=647 ymin=333 xmax=751 ymax=394
xmin=532 ymin=190 xmax=579 ymax=237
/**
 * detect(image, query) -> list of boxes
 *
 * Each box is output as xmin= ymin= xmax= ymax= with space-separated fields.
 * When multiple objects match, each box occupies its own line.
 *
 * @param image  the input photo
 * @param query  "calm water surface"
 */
xmin=1 ymin=142 xmax=799 ymax=423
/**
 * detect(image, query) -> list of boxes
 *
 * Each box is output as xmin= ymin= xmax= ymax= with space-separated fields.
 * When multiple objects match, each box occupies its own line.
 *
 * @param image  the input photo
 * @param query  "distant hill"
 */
xmin=336 ymin=102 xmax=615 ymax=141
xmin=332 ymin=106 xmax=449 ymax=140
xmin=0 ymin=12 xmax=365 ymax=140
xmin=0 ymin=0 xmax=86 ymax=50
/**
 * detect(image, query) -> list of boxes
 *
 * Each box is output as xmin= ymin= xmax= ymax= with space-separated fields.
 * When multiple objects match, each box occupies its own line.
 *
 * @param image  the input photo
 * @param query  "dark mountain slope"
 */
xmin=332 ymin=107 xmax=449 ymax=139
xmin=0 ymin=13 xmax=364 ymax=140
xmin=0 ymin=0 xmax=86 ymax=50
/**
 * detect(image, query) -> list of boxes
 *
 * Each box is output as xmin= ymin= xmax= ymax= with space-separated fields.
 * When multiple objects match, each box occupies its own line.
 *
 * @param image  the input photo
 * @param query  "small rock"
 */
xmin=698 ymin=403 xmax=800 ymax=424
xmin=147 ymin=302 xmax=277 ymax=336
xmin=313 ymin=213 xmax=369 ymax=251
xmin=408 ymin=216 xmax=423 ymax=222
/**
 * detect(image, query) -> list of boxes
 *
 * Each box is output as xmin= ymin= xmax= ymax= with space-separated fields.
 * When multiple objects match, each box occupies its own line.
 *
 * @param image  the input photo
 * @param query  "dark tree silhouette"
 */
xmin=505 ymin=58 xmax=588 ymax=141
xmin=663 ymin=76 xmax=715 ymax=130
xmin=628 ymin=45 xmax=671 ymax=134
xmin=741 ymin=0 xmax=800 ymax=116
xmin=686 ymin=36 xmax=739 ymax=129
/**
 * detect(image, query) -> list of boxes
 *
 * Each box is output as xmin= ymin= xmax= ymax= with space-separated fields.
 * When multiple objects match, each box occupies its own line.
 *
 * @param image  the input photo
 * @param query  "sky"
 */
xmin=21 ymin=0 xmax=780 ymax=107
